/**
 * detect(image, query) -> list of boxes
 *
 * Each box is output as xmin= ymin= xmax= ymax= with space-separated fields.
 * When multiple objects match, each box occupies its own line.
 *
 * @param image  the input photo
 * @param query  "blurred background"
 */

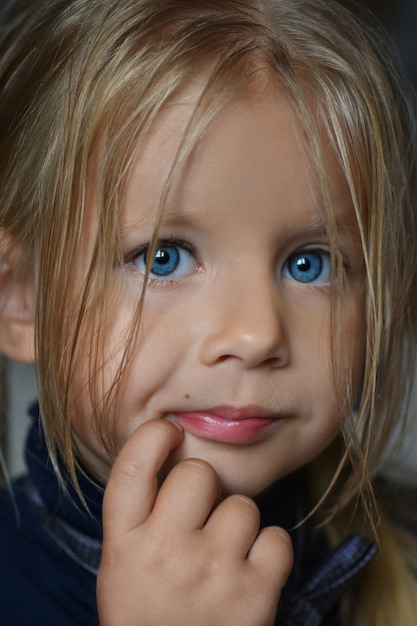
xmin=356 ymin=0 xmax=417 ymax=87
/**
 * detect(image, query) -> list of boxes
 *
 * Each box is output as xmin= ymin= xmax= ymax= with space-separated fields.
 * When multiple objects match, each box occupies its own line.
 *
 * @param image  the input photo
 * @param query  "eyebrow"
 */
xmin=121 ymin=206 xmax=208 ymax=236
xmin=296 ymin=211 xmax=361 ymax=241
xmin=121 ymin=202 xmax=361 ymax=243
xmin=159 ymin=208 xmax=204 ymax=229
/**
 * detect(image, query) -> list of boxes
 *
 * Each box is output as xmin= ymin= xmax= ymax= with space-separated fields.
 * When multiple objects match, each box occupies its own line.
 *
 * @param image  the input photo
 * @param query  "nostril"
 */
xmin=198 ymin=298 xmax=290 ymax=369
xmin=266 ymin=356 xmax=285 ymax=368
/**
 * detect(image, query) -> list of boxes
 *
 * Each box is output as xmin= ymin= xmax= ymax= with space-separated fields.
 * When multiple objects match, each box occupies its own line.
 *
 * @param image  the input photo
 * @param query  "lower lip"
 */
xmin=172 ymin=412 xmax=277 ymax=444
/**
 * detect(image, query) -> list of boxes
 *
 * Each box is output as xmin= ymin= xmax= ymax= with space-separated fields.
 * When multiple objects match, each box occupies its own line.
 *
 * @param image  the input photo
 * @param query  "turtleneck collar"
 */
xmin=25 ymin=404 xmax=103 ymax=573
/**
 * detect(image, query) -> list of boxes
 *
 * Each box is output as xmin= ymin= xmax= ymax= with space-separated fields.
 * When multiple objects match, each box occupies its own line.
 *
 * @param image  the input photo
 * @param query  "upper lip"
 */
xmin=176 ymin=405 xmax=280 ymax=420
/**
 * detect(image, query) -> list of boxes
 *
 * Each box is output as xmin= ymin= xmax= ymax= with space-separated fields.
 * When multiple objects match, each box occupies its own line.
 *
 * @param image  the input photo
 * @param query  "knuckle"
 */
xmin=170 ymin=458 xmax=221 ymax=497
xmin=111 ymin=454 xmax=146 ymax=486
xmin=228 ymin=493 xmax=260 ymax=517
xmin=174 ymin=457 xmax=218 ymax=480
xmin=257 ymin=527 xmax=294 ymax=581
xmin=267 ymin=526 xmax=293 ymax=555
xmin=138 ymin=418 xmax=174 ymax=439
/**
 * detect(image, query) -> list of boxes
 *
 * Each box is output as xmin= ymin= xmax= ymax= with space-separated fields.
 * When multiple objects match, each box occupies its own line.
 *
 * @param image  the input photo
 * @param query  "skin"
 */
xmin=75 ymin=83 xmax=365 ymax=495
xmin=78 ymin=82 xmax=365 ymax=624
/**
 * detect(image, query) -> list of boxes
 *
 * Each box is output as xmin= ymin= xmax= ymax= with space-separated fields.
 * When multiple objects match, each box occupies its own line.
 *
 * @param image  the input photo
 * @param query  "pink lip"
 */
xmin=171 ymin=405 xmax=280 ymax=444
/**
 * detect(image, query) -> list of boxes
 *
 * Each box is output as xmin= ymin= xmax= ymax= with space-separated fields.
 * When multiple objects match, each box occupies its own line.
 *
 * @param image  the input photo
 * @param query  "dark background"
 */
xmin=340 ymin=0 xmax=417 ymax=88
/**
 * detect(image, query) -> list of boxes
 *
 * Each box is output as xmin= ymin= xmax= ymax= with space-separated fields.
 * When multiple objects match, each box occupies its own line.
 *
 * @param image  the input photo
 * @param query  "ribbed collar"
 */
xmin=25 ymin=404 xmax=103 ymax=573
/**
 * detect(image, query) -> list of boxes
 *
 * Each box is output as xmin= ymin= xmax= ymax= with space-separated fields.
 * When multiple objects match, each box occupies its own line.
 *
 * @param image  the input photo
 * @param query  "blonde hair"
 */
xmin=0 ymin=1 xmax=416 ymax=623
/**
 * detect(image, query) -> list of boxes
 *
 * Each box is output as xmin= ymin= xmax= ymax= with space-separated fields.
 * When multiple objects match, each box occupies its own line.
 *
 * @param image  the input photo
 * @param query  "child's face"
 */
xmin=73 ymin=83 xmax=365 ymax=496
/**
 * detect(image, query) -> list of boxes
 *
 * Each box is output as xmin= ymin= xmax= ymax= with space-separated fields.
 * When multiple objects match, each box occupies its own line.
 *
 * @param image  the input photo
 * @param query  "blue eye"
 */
xmin=283 ymin=250 xmax=331 ymax=285
xmin=133 ymin=242 xmax=197 ymax=279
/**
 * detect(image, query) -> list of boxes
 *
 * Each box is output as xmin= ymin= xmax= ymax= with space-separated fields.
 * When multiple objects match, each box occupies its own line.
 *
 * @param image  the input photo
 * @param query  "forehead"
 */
xmin=120 ymin=80 xmax=356 ymax=235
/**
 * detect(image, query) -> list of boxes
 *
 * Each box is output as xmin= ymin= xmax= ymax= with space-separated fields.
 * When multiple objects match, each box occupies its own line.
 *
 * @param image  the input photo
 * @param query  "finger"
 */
xmin=248 ymin=526 xmax=294 ymax=591
xmin=203 ymin=494 xmax=260 ymax=557
xmin=102 ymin=420 xmax=184 ymax=538
xmin=151 ymin=457 xmax=221 ymax=531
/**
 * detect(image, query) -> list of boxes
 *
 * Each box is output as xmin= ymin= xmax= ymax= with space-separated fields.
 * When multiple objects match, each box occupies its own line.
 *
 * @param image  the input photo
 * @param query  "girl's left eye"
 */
xmin=282 ymin=249 xmax=331 ymax=285
xmin=133 ymin=242 xmax=197 ymax=279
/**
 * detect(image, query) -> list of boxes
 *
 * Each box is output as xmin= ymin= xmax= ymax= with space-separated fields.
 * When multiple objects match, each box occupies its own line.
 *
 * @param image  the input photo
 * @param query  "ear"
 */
xmin=0 ymin=243 xmax=35 ymax=363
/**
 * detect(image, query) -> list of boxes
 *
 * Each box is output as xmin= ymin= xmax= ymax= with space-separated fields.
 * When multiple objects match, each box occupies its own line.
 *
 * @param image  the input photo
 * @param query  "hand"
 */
xmin=97 ymin=420 xmax=293 ymax=626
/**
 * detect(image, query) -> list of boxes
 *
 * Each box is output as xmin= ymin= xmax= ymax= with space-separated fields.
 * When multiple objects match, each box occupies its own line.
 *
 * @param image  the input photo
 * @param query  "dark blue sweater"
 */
xmin=0 ymin=407 xmax=101 ymax=625
xmin=0 ymin=407 xmax=376 ymax=625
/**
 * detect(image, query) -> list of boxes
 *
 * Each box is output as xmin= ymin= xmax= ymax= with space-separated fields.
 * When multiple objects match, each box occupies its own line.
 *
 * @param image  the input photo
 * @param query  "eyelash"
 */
xmin=126 ymin=239 xmax=349 ymax=288
xmin=282 ymin=247 xmax=332 ymax=286
xmin=128 ymin=238 xmax=200 ymax=285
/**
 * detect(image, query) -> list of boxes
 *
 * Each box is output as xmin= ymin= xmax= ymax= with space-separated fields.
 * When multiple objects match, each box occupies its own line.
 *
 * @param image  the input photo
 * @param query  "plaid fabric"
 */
xmin=277 ymin=534 xmax=377 ymax=625
xmin=31 ymin=477 xmax=376 ymax=626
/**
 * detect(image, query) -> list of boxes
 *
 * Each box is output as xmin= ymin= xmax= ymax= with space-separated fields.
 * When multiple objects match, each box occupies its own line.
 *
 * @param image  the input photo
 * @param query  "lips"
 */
xmin=170 ymin=405 xmax=280 ymax=444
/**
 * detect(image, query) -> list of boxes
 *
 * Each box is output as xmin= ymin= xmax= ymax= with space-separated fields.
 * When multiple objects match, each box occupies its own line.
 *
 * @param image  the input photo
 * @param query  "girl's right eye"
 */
xmin=132 ymin=241 xmax=198 ymax=280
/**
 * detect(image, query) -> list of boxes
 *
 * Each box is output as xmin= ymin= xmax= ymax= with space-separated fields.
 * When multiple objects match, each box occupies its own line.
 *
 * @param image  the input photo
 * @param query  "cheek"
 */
xmin=343 ymin=292 xmax=366 ymax=390
xmin=69 ymin=289 xmax=136 ymax=434
xmin=300 ymin=291 xmax=365 ymax=411
xmin=325 ymin=293 xmax=366 ymax=413
xmin=71 ymin=297 xmax=189 ymax=442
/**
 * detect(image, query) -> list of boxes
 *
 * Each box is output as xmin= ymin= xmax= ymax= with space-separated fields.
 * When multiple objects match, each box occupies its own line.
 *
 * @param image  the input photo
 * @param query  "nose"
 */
xmin=199 ymin=272 xmax=289 ymax=369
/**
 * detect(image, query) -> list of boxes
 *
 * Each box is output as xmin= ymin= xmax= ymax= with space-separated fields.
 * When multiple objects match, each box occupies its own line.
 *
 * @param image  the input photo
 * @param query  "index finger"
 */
xmin=102 ymin=419 xmax=184 ymax=539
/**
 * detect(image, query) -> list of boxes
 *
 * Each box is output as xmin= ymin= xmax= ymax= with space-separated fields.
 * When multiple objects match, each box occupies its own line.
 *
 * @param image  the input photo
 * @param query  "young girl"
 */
xmin=0 ymin=0 xmax=417 ymax=624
